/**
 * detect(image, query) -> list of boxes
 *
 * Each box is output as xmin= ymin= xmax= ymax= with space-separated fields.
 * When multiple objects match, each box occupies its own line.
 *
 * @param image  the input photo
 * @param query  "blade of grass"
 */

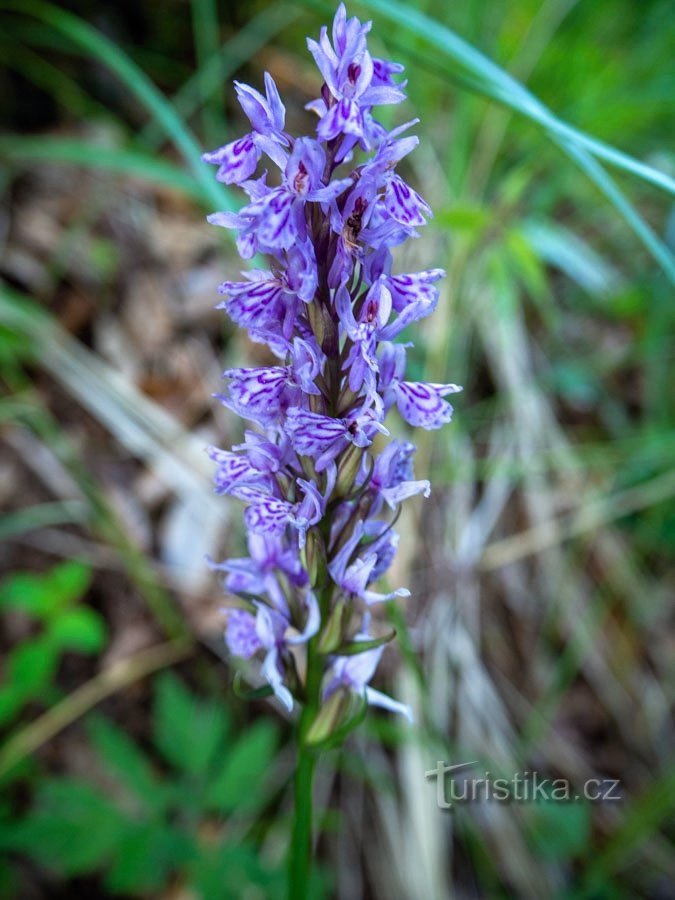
xmin=356 ymin=0 xmax=675 ymax=197
xmin=190 ymin=0 xmax=222 ymax=146
xmin=0 ymin=500 xmax=89 ymax=541
xmin=0 ymin=637 xmax=194 ymax=778
xmin=559 ymin=140 xmax=675 ymax=285
xmin=347 ymin=0 xmax=675 ymax=282
xmin=2 ymin=0 xmax=235 ymax=213
xmin=141 ymin=4 xmax=298 ymax=151
xmin=0 ymin=135 xmax=205 ymax=201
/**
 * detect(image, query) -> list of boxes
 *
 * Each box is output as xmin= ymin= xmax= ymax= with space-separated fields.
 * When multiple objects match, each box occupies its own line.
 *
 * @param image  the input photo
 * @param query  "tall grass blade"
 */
xmin=0 ymin=136 xmax=205 ymax=201
xmin=357 ymin=0 xmax=675 ymax=197
xmin=190 ymin=0 xmax=222 ymax=145
xmin=2 ymin=0 xmax=235 ymax=212
xmin=141 ymin=4 xmax=297 ymax=151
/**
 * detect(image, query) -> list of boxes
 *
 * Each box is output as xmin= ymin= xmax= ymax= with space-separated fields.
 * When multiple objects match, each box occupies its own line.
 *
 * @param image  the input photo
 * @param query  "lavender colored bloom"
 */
xmin=204 ymin=4 xmax=460 ymax=719
xmin=324 ymin=639 xmax=413 ymax=721
xmin=328 ymin=521 xmax=410 ymax=604
xmin=213 ymin=531 xmax=307 ymax=613
xmin=393 ymin=381 xmax=463 ymax=429
xmin=202 ymin=73 xmax=288 ymax=184
xmin=224 ymin=591 xmax=319 ymax=710
xmin=225 ymin=608 xmax=263 ymax=658
xmin=368 ymin=440 xmax=431 ymax=511
xmin=287 ymin=405 xmax=387 ymax=472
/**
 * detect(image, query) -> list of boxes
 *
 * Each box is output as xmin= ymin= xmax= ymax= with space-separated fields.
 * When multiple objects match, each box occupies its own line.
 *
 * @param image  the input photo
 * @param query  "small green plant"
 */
xmin=0 ymin=561 xmax=104 ymax=726
xmin=1 ymin=672 xmax=283 ymax=898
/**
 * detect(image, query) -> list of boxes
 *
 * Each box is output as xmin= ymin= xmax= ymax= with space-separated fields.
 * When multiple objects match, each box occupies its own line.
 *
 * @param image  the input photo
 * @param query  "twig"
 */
xmin=0 ymin=637 xmax=194 ymax=777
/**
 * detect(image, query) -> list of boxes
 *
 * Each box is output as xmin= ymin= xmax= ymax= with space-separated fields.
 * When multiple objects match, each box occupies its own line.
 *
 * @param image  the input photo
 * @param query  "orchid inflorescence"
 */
xmin=203 ymin=3 xmax=460 ymax=737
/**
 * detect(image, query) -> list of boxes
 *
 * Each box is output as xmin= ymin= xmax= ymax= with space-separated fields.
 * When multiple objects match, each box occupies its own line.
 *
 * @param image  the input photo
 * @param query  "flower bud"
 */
xmin=317 ymin=597 xmax=349 ymax=654
xmin=305 ymin=686 xmax=366 ymax=747
xmin=335 ymin=443 xmax=364 ymax=498
xmin=303 ymin=528 xmax=325 ymax=587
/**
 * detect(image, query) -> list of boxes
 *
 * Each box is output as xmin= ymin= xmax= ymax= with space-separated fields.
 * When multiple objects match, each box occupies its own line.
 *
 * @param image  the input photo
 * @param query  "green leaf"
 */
xmin=47 ymin=606 xmax=106 ymax=653
xmin=333 ymin=631 xmax=396 ymax=656
xmin=0 ymin=859 xmax=17 ymax=899
xmin=207 ymin=720 xmax=278 ymax=814
xmin=87 ymin=715 xmax=162 ymax=811
xmin=188 ymin=842 xmax=284 ymax=899
xmin=7 ymin=778 xmax=127 ymax=875
xmin=435 ymin=203 xmax=491 ymax=234
xmin=0 ymin=639 xmax=58 ymax=722
xmin=0 ymin=322 xmax=32 ymax=367
xmin=232 ymin=671 xmax=274 ymax=701
xmin=504 ymin=228 xmax=548 ymax=303
xmin=0 ymin=561 xmax=91 ymax=619
xmin=104 ymin=822 xmax=191 ymax=894
xmin=305 ymin=690 xmax=368 ymax=751
xmin=153 ymin=672 xmax=230 ymax=775
xmin=528 ymin=799 xmax=591 ymax=860
xmin=0 ymin=687 xmax=24 ymax=728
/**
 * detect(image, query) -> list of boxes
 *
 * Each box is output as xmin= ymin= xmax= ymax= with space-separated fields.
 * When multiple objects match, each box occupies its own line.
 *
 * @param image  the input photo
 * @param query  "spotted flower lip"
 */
xmin=204 ymin=3 xmax=461 ymax=716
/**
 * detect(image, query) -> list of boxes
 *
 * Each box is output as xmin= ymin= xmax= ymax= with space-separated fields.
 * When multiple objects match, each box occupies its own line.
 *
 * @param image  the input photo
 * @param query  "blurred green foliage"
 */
xmin=0 ymin=674 xmax=283 ymax=897
xmin=0 ymin=562 xmax=102 ymax=726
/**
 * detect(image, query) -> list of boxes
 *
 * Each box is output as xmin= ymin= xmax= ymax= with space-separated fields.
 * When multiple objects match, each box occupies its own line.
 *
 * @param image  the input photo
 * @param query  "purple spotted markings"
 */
xmin=203 ymin=3 xmax=461 ymax=722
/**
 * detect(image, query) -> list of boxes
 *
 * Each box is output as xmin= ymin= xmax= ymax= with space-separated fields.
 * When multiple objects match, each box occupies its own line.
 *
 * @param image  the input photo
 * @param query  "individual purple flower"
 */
xmin=324 ymin=639 xmax=413 ymax=721
xmin=335 ymin=280 xmax=391 ymax=392
xmin=212 ymin=531 xmax=307 ymax=612
xmin=393 ymin=381 xmax=463 ymax=429
xmin=216 ymin=365 xmax=296 ymax=426
xmin=225 ymin=608 xmax=263 ymax=659
xmin=368 ymin=440 xmax=431 ymax=511
xmin=306 ymin=4 xmax=405 ymax=149
xmin=203 ymin=4 xmax=460 ymax=729
xmin=384 ymin=268 xmax=446 ymax=312
xmin=287 ymin=404 xmax=388 ymax=472
xmin=385 ymin=174 xmax=433 ymax=227
xmin=236 ymin=475 xmax=333 ymax=549
xmin=328 ymin=522 xmax=410 ymax=605
xmin=225 ymin=591 xmax=319 ymax=710
xmin=202 ymin=73 xmax=288 ymax=184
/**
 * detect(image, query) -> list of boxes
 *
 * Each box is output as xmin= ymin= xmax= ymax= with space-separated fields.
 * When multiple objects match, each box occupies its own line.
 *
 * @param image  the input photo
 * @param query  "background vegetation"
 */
xmin=0 ymin=0 xmax=673 ymax=897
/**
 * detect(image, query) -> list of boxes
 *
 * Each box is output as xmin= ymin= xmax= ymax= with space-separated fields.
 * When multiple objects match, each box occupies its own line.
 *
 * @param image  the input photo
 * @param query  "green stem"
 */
xmin=288 ymin=640 xmax=322 ymax=899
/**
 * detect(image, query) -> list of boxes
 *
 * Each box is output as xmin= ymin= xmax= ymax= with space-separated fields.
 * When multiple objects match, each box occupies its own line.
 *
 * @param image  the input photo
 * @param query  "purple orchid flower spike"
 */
xmin=203 ymin=5 xmax=460 ymax=761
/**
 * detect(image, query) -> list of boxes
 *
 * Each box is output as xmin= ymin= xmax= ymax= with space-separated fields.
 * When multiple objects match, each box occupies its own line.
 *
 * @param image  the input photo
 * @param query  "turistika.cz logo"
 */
xmin=425 ymin=761 xmax=622 ymax=809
